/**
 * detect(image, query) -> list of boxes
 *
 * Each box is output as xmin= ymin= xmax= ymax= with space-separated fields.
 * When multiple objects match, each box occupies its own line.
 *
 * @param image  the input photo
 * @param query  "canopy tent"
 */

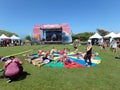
xmin=0 ymin=34 xmax=21 ymax=46
xmin=10 ymin=35 xmax=21 ymax=46
xmin=117 ymin=33 xmax=120 ymax=37
xmin=0 ymin=34 xmax=10 ymax=39
xmin=89 ymin=33 xmax=103 ymax=45
xmin=89 ymin=33 xmax=102 ymax=39
xmin=111 ymin=34 xmax=120 ymax=38
xmin=10 ymin=35 xmax=20 ymax=40
xmin=104 ymin=32 xmax=120 ymax=38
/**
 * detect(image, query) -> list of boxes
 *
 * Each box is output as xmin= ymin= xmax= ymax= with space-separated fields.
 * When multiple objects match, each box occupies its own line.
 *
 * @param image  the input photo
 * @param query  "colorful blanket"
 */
xmin=27 ymin=52 xmax=101 ymax=68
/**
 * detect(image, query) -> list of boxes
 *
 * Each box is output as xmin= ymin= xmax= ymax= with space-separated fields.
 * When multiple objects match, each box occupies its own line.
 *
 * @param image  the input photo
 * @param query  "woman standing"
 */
xmin=84 ymin=42 xmax=92 ymax=67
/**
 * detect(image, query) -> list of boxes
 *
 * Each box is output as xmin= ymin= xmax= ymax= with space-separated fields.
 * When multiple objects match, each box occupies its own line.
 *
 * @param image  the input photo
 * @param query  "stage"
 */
xmin=33 ymin=24 xmax=72 ymax=44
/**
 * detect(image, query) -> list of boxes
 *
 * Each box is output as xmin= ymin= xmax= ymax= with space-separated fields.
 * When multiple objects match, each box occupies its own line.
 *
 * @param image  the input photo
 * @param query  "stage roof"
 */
xmin=41 ymin=28 xmax=62 ymax=31
xmin=40 ymin=24 xmax=62 ymax=30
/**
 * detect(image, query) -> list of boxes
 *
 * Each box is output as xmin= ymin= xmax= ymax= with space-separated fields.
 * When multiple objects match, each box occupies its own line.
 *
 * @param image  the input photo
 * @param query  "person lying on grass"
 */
xmin=0 ymin=56 xmax=10 ymax=62
xmin=53 ymin=48 xmax=70 ymax=64
xmin=25 ymin=50 xmax=45 ymax=63
xmin=50 ymin=46 xmax=58 ymax=54
xmin=76 ymin=51 xmax=85 ymax=60
xmin=38 ymin=51 xmax=53 ymax=67
xmin=54 ymin=48 xmax=74 ymax=65
xmin=64 ymin=56 xmax=74 ymax=65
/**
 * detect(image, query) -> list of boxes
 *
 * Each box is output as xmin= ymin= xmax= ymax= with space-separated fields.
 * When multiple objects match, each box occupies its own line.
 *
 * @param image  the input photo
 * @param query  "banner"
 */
xmin=33 ymin=27 xmax=40 ymax=41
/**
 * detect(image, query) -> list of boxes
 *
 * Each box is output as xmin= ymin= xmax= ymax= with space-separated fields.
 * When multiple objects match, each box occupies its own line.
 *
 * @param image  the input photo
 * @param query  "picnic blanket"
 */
xmin=27 ymin=51 xmax=101 ymax=68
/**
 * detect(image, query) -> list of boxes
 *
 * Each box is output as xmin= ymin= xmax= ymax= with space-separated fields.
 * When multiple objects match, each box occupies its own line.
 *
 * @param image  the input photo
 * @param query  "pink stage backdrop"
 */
xmin=33 ymin=24 xmax=71 ymax=41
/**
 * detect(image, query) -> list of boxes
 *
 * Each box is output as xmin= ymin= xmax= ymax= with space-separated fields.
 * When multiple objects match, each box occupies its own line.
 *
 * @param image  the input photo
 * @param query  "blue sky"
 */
xmin=0 ymin=0 xmax=120 ymax=38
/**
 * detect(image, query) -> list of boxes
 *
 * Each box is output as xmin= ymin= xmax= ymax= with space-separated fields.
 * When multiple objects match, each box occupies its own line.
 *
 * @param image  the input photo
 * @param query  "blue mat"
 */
xmin=44 ymin=61 xmax=64 ymax=68
xmin=70 ymin=57 xmax=96 ymax=67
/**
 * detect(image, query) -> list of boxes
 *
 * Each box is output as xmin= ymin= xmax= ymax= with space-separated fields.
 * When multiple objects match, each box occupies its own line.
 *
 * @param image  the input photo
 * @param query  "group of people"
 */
xmin=26 ymin=49 xmax=55 ymax=66
xmin=99 ymin=39 xmax=119 ymax=53
xmin=73 ymin=39 xmax=92 ymax=66
xmin=26 ymin=47 xmax=74 ymax=66
xmin=27 ymin=41 xmax=93 ymax=67
xmin=0 ymin=40 xmax=94 ymax=83
xmin=52 ymin=48 xmax=74 ymax=64
xmin=74 ymin=41 xmax=93 ymax=67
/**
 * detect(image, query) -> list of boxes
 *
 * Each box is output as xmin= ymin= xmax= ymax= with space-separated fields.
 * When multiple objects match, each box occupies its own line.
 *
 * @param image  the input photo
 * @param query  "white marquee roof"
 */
xmin=10 ymin=35 xmax=20 ymax=39
xmin=89 ymin=33 xmax=102 ymax=39
xmin=0 ymin=34 xmax=10 ymax=39
xmin=104 ymin=32 xmax=120 ymax=38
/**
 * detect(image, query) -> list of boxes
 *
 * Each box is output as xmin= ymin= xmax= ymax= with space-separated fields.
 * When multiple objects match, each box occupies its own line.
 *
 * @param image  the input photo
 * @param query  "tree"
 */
xmin=25 ymin=35 xmax=32 ymax=41
xmin=97 ymin=29 xmax=110 ymax=36
xmin=72 ymin=32 xmax=94 ymax=41
xmin=0 ymin=30 xmax=18 ymax=36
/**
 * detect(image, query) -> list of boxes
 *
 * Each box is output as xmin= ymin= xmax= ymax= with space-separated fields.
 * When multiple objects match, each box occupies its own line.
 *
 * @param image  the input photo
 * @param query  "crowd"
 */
xmin=24 ymin=40 xmax=93 ymax=68
xmin=1 ymin=38 xmax=119 ymax=83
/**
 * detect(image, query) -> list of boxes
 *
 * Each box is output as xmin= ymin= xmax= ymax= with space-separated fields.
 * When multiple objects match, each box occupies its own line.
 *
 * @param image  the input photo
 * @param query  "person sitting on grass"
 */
xmin=54 ymin=49 xmax=73 ymax=65
xmin=49 ymin=46 xmax=58 ymax=58
xmin=54 ymin=48 xmax=67 ymax=64
xmin=76 ymin=52 xmax=85 ymax=60
xmin=3 ymin=56 xmax=23 ymax=83
xmin=54 ymin=55 xmax=65 ymax=64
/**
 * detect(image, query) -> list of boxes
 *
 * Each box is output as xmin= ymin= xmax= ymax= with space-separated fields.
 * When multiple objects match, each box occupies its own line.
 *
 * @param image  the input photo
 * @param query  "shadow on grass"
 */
xmin=9 ymin=71 xmax=31 ymax=82
xmin=16 ymin=71 xmax=31 ymax=81
xmin=0 ymin=71 xmax=31 ymax=83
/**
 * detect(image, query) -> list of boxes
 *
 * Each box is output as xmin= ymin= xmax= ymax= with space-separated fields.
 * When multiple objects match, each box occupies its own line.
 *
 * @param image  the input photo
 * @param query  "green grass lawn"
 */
xmin=0 ymin=44 xmax=120 ymax=90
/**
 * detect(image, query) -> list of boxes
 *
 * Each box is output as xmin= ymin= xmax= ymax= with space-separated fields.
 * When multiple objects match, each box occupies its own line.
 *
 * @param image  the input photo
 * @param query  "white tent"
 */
xmin=10 ymin=35 xmax=20 ymax=40
xmin=112 ymin=34 xmax=120 ymax=38
xmin=0 ymin=34 xmax=10 ymax=39
xmin=104 ymin=32 xmax=120 ymax=38
xmin=10 ymin=35 xmax=21 ymax=45
xmin=89 ymin=33 xmax=102 ymax=39
xmin=117 ymin=33 xmax=120 ymax=37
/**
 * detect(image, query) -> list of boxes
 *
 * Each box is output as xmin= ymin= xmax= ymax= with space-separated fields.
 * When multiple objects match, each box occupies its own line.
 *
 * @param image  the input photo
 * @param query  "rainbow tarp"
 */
xmin=27 ymin=52 xmax=101 ymax=68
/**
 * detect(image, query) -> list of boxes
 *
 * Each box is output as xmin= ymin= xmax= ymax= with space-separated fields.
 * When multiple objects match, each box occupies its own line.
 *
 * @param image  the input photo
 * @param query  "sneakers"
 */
xmin=87 ymin=65 xmax=91 ymax=67
xmin=6 ymin=78 xmax=12 ymax=83
xmin=84 ymin=63 xmax=88 ymax=66
xmin=84 ymin=63 xmax=91 ymax=67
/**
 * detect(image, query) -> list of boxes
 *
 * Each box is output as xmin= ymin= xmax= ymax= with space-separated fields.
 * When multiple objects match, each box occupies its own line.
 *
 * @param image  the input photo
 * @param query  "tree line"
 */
xmin=72 ymin=29 xmax=110 ymax=41
xmin=0 ymin=30 xmax=18 ymax=37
